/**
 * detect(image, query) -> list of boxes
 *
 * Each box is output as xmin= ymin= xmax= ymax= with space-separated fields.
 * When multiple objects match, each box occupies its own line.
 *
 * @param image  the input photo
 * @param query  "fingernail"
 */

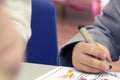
xmin=105 ymin=65 xmax=112 ymax=71
xmin=105 ymin=66 xmax=109 ymax=71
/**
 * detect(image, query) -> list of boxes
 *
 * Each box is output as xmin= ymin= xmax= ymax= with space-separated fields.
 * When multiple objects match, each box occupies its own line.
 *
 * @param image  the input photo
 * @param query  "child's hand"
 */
xmin=72 ymin=41 xmax=112 ymax=73
xmin=0 ymin=10 xmax=25 ymax=80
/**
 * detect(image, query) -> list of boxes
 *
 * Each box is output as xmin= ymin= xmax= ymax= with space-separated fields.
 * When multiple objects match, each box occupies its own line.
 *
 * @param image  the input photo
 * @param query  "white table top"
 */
xmin=18 ymin=63 xmax=56 ymax=80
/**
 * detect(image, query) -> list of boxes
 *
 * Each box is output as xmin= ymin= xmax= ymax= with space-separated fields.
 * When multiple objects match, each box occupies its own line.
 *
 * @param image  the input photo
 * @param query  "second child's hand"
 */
xmin=0 ymin=70 xmax=9 ymax=80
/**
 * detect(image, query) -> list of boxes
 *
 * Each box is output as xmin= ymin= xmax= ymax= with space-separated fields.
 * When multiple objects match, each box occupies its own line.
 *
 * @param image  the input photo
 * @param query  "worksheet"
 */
xmin=35 ymin=66 xmax=120 ymax=80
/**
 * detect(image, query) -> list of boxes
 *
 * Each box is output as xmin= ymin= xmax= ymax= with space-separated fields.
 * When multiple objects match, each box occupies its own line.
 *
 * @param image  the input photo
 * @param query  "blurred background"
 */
xmin=54 ymin=0 xmax=109 ymax=50
xmin=27 ymin=0 xmax=110 ymax=65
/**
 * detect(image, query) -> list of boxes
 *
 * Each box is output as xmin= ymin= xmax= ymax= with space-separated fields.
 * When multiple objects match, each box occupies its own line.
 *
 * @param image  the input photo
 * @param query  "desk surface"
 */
xmin=18 ymin=63 xmax=56 ymax=80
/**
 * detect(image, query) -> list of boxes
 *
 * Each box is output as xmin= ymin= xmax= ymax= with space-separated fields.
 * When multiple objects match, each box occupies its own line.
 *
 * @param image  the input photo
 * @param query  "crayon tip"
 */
xmin=109 ymin=65 xmax=112 ymax=69
xmin=78 ymin=24 xmax=85 ymax=30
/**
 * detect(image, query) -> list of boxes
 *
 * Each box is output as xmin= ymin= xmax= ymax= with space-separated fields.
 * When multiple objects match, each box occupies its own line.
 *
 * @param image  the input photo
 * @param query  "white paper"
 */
xmin=35 ymin=66 xmax=120 ymax=80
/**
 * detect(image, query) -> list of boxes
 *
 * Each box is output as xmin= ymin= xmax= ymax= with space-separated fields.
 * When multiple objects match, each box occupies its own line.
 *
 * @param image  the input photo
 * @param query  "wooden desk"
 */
xmin=18 ymin=63 xmax=56 ymax=80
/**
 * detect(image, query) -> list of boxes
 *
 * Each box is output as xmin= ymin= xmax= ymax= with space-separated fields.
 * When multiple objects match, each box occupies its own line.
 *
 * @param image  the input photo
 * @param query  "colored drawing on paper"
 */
xmin=59 ymin=70 xmax=75 ymax=79
xmin=79 ymin=77 xmax=87 ymax=80
xmin=101 ymin=78 xmax=108 ymax=80
xmin=35 ymin=67 xmax=120 ymax=80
